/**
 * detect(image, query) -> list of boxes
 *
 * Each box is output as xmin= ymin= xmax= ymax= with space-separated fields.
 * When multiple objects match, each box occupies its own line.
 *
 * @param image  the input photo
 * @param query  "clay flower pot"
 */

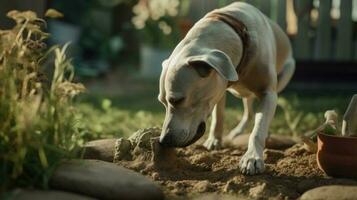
xmin=317 ymin=132 xmax=357 ymax=178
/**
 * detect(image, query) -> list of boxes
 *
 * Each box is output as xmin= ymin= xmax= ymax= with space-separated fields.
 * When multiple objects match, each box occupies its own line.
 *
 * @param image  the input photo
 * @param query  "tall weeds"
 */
xmin=0 ymin=10 xmax=85 ymax=192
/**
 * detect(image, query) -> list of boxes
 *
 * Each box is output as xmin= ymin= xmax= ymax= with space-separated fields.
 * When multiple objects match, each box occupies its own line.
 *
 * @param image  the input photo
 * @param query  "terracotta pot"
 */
xmin=317 ymin=132 xmax=357 ymax=178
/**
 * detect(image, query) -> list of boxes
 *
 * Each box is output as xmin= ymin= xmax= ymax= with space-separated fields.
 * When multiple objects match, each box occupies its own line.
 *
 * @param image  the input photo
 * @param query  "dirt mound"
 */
xmin=115 ymin=139 xmax=357 ymax=200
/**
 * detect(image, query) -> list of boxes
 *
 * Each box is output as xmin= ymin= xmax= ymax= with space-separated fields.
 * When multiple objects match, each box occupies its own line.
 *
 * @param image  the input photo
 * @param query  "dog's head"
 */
xmin=158 ymin=49 xmax=238 ymax=147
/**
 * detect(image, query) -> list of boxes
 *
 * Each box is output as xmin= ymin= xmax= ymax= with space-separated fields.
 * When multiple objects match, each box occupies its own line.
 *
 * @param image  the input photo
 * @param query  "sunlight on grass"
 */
xmin=77 ymin=92 xmax=351 ymax=141
xmin=76 ymin=99 xmax=165 ymax=140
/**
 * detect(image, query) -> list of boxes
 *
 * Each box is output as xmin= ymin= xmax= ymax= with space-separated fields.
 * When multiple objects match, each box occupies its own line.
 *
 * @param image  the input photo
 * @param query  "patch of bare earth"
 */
xmin=116 ymin=143 xmax=357 ymax=199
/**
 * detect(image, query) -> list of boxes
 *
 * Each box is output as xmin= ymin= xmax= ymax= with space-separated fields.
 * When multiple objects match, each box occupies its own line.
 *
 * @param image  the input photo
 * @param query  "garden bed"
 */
xmin=116 ymin=142 xmax=357 ymax=199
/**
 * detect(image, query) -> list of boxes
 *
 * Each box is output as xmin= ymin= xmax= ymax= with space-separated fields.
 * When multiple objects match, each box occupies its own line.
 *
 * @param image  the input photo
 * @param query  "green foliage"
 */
xmin=277 ymin=96 xmax=321 ymax=137
xmin=76 ymin=98 xmax=164 ymax=140
xmin=0 ymin=10 xmax=85 ymax=192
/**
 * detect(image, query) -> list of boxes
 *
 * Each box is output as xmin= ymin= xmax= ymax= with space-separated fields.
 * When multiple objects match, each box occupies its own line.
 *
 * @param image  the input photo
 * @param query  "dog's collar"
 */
xmin=206 ymin=12 xmax=250 ymax=87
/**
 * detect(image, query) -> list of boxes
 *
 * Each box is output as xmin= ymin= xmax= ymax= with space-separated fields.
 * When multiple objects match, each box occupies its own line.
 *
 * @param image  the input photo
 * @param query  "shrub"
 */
xmin=0 ymin=10 xmax=85 ymax=192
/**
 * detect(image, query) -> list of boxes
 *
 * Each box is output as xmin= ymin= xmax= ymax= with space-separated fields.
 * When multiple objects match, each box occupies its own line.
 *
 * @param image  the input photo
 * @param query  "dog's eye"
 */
xmin=168 ymin=97 xmax=185 ymax=106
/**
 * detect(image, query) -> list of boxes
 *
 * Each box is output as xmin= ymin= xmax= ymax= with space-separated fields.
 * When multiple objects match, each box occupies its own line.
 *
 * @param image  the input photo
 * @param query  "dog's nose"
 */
xmin=159 ymin=133 xmax=174 ymax=147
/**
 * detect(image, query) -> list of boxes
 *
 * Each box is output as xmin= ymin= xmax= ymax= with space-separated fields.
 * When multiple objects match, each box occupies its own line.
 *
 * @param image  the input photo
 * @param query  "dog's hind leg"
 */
xmin=227 ymin=96 xmax=255 ymax=139
xmin=203 ymin=93 xmax=226 ymax=150
xmin=277 ymin=58 xmax=295 ymax=93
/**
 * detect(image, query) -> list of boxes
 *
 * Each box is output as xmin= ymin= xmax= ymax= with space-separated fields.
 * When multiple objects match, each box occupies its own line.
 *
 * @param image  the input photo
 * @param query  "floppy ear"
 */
xmin=187 ymin=49 xmax=238 ymax=81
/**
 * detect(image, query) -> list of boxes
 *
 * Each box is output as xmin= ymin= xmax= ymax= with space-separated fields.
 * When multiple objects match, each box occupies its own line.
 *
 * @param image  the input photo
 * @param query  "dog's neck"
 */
xmin=166 ymin=12 xmax=247 ymax=84
xmin=205 ymin=12 xmax=250 ymax=79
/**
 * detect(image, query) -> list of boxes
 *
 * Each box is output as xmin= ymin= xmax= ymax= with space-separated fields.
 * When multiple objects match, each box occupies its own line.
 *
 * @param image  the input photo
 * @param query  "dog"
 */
xmin=158 ymin=2 xmax=295 ymax=175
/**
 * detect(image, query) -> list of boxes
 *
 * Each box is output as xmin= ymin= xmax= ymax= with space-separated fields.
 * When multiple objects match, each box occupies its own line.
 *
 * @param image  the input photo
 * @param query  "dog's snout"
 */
xmin=160 ymin=122 xmax=207 ymax=147
xmin=188 ymin=122 xmax=206 ymax=145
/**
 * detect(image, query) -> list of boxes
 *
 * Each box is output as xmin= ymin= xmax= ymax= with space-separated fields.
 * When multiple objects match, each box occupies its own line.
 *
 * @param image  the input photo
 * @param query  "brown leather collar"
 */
xmin=206 ymin=12 xmax=250 ymax=87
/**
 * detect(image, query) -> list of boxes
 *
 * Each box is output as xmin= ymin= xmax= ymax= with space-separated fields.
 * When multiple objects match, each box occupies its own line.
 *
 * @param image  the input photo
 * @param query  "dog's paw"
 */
xmin=203 ymin=137 xmax=221 ymax=150
xmin=239 ymin=150 xmax=265 ymax=175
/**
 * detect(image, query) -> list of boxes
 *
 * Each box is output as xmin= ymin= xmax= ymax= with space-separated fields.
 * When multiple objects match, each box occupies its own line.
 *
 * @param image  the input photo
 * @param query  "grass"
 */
xmin=78 ymin=79 xmax=355 ymax=140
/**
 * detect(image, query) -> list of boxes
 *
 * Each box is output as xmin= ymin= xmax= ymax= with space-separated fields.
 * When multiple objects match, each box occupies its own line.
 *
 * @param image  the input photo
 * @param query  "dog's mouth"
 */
xmin=196 ymin=122 xmax=206 ymax=136
xmin=182 ymin=122 xmax=206 ymax=147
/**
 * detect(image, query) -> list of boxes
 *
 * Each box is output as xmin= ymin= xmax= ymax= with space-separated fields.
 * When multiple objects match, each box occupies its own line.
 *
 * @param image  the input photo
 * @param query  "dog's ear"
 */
xmin=188 ymin=60 xmax=212 ymax=78
xmin=187 ymin=50 xmax=238 ymax=81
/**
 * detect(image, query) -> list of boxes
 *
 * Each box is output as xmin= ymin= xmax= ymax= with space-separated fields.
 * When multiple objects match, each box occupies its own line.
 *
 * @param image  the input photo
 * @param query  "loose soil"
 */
xmin=116 ymin=141 xmax=357 ymax=200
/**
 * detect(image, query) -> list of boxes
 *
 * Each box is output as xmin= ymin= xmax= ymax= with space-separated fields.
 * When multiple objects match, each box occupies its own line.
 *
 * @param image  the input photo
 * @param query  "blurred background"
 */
xmin=0 ymin=0 xmax=356 ymax=138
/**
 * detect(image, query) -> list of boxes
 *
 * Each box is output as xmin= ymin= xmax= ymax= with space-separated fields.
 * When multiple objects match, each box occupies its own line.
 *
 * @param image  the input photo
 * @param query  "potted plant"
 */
xmin=317 ymin=95 xmax=357 ymax=178
xmin=131 ymin=0 xmax=192 ymax=78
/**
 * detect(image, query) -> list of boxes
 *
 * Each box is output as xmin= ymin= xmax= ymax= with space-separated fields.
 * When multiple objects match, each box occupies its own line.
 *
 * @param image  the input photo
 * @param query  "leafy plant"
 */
xmin=277 ymin=96 xmax=323 ymax=137
xmin=0 ymin=10 xmax=85 ymax=192
xmin=278 ymin=97 xmax=304 ymax=137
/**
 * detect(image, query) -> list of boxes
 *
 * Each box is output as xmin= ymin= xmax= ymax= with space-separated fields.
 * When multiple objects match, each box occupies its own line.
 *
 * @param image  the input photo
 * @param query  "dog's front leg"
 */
xmin=239 ymin=91 xmax=277 ymax=175
xmin=203 ymin=93 xmax=226 ymax=150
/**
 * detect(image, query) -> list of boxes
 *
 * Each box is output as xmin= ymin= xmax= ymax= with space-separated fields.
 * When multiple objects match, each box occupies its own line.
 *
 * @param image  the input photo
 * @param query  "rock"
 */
xmin=113 ymin=127 xmax=162 ymax=162
xmin=223 ymin=180 xmax=239 ymax=193
xmin=301 ymin=185 xmax=357 ymax=200
xmin=248 ymin=182 xmax=293 ymax=199
xmin=11 ymin=189 xmax=95 ymax=200
xmin=129 ymin=127 xmax=161 ymax=149
xmin=193 ymin=193 xmax=241 ymax=200
xmin=297 ymin=179 xmax=318 ymax=193
xmin=249 ymin=182 xmax=267 ymax=199
xmin=50 ymin=159 xmax=164 ymax=200
xmin=227 ymin=134 xmax=296 ymax=150
xmin=264 ymin=149 xmax=284 ymax=164
xmin=266 ymin=135 xmax=296 ymax=149
xmin=83 ymin=139 xmax=117 ymax=162
xmin=193 ymin=180 xmax=214 ymax=193
xmin=114 ymin=138 xmax=132 ymax=161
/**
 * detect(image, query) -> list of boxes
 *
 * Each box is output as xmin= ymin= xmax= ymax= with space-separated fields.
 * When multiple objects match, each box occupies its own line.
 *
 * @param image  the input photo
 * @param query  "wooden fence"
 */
xmin=189 ymin=0 xmax=357 ymax=62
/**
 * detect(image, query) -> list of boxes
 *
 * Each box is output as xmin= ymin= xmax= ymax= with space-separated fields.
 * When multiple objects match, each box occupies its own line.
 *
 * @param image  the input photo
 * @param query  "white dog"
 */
xmin=158 ymin=2 xmax=295 ymax=175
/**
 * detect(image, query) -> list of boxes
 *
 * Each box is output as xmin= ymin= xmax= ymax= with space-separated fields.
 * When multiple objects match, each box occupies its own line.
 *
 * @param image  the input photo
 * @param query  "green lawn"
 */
xmin=77 ymin=79 xmax=355 ymax=140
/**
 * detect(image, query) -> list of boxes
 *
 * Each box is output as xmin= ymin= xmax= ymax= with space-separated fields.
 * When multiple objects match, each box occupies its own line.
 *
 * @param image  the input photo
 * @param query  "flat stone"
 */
xmin=11 ymin=189 xmax=95 ymax=200
xmin=50 ymin=159 xmax=164 ymax=200
xmin=228 ymin=134 xmax=296 ymax=150
xmin=300 ymin=185 xmax=357 ymax=200
xmin=83 ymin=139 xmax=117 ymax=162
